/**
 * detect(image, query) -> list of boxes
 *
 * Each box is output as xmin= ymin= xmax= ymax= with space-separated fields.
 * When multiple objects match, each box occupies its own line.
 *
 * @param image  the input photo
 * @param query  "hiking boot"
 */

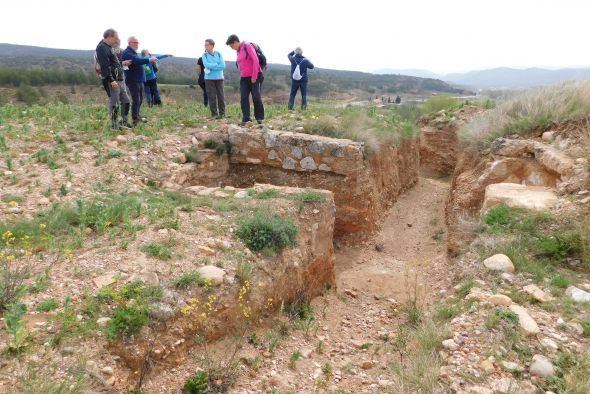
xmin=239 ymin=120 xmax=252 ymax=127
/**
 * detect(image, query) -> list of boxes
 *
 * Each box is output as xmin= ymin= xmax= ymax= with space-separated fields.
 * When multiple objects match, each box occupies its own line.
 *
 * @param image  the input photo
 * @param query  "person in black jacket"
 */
xmin=196 ymin=57 xmax=208 ymax=107
xmin=95 ymin=28 xmax=132 ymax=129
xmin=288 ymin=47 xmax=314 ymax=110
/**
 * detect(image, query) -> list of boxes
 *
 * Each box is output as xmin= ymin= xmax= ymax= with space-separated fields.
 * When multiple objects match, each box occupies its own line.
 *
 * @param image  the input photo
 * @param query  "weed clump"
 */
xmin=236 ymin=212 xmax=298 ymax=253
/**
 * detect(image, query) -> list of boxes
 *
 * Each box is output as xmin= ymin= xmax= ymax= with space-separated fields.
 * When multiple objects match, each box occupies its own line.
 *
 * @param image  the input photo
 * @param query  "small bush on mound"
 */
xmin=142 ymin=242 xmax=173 ymax=260
xmin=203 ymin=139 xmax=231 ymax=156
xmin=236 ymin=212 xmax=298 ymax=253
xmin=174 ymin=271 xmax=206 ymax=289
xmin=16 ymin=83 xmax=41 ymax=105
xmin=183 ymin=145 xmax=200 ymax=163
xmin=183 ymin=370 xmax=210 ymax=393
xmin=107 ymin=304 xmax=150 ymax=338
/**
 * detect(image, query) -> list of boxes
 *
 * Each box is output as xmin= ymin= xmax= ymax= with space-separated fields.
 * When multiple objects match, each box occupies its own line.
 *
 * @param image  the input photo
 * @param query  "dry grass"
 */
xmin=388 ymin=317 xmax=449 ymax=393
xmin=460 ymin=80 xmax=590 ymax=150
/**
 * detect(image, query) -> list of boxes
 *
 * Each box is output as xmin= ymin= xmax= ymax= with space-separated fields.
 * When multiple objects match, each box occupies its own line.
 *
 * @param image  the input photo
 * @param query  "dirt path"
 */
xmin=230 ymin=177 xmax=453 ymax=393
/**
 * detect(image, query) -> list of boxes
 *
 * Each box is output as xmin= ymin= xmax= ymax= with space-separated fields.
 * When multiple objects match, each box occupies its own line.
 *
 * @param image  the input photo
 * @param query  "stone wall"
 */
xmin=230 ymin=130 xmax=419 ymax=237
xmin=175 ymin=129 xmax=420 ymax=238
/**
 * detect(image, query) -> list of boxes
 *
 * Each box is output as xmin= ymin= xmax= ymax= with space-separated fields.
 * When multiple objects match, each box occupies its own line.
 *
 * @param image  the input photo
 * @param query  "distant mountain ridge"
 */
xmin=375 ymin=66 xmax=590 ymax=89
xmin=0 ymin=43 xmax=469 ymax=96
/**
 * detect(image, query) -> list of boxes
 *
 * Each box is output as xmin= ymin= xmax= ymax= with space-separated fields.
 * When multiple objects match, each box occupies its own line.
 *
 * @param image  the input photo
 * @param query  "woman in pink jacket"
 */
xmin=226 ymin=34 xmax=264 ymax=125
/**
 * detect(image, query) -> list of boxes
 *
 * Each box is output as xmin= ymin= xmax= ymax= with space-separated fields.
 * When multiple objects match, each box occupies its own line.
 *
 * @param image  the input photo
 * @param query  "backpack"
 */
xmin=244 ymin=42 xmax=267 ymax=70
xmin=93 ymin=51 xmax=101 ymax=78
xmin=292 ymin=59 xmax=303 ymax=81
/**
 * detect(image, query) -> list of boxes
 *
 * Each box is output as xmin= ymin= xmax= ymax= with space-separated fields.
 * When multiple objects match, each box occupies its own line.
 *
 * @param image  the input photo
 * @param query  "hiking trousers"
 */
xmin=126 ymin=81 xmax=144 ymax=123
xmin=239 ymin=73 xmax=264 ymax=122
xmin=288 ymin=80 xmax=308 ymax=110
xmin=205 ymin=79 xmax=225 ymax=117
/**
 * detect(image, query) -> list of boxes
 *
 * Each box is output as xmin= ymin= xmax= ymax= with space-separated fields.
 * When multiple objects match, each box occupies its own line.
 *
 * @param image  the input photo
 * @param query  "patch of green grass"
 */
xmin=422 ymin=95 xmax=462 ymax=114
xmin=433 ymin=301 xmax=461 ymax=322
xmin=32 ymin=147 xmax=61 ymax=169
xmin=142 ymin=242 xmax=173 ymax=260
xmin=107 ymin=149 xmax=122 ymax=159
xmin=183 ymin=370 xmax=210 ymax=394
xmin=235 ymin=261 xmax=255 ymax=284
xmin=456 ymin=278 xmax=477 ymax=297
xmin=550 ymin=273 xmax=574 ymax=289
xmin=547 ymin=350 xmax=590 ymax=393
xmin=236 ymin=211 xmax=298 ymax=253
xmin=1 ymin=194 xmax=25 ymax=203
xmin=107 ymin=303 xmax=150 ymax=338
xmin=485 ymin=308 xmax=519 ymax=329
xmin=37 ymin=298 xmax=59 ymax=312
xmin=251 ymin=188 xmax=281 ymax=200
xmin=174 ymin=271 xmax=205 ymax=289
xmin=183 ymin=145 xmax=200 ymax=163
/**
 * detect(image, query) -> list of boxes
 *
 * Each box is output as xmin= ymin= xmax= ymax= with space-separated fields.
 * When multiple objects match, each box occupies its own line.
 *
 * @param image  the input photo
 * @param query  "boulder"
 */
xmin=509 ymin=304 xmax=540 ymax=336
xmin=488 ymin=294 xmax=512 ymax=306
xmin=523 ymin=284 xmax=553 ymax=302
xmin=483 ymin=254 xmax=515 ymax=273
xmin=565 ymin=286 xmax=590 ymax=302
xmin=482 ymin=183 xmax=558 ymax=213
xmin=196 ymin=265 xmax=225 ymax=286
xmin=530 ymin=354 xmax=555 ymax=378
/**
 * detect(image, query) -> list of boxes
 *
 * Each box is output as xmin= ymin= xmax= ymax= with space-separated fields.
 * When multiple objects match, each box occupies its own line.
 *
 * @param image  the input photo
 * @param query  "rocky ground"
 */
xmin=1 ymin=101 xmax=589 ymax=393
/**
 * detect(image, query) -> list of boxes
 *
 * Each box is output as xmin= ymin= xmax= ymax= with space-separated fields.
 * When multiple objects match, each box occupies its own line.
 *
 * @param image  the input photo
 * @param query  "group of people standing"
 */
xmin=96 ymin=29 xmax=315 ymax=130
xmin=95 ymin=28 xmax=173 ymax=128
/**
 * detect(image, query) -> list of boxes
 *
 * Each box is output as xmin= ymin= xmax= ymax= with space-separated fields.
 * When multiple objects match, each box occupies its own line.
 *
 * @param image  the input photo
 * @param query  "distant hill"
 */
xmin=0 ymin=44 xmax=470 ymax=97
xmin=444 ymin=67 xmax=590 ymax=89
xmin=374 ymin=65 xmax=590 ymax=90
xmin=373 ymin=68 xmax=442 ymax=80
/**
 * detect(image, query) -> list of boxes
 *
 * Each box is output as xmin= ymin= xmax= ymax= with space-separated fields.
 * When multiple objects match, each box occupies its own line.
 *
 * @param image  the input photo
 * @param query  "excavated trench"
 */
xmin=114 ymin=116 xmax=589 ymax=391
xmin=110 ymin=128 xmax=422 ymax=385
xmin=176 ymin=128 xmax=420 ymax=238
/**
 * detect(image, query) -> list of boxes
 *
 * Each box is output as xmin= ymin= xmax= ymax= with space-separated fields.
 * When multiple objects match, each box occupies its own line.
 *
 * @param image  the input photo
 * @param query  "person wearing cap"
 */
xmin=201 ymin=38 xmax=226 ymax=119
xmin=288 ymin=47 xmax=314 ymax=110
xmin=226 ymin=34 xmax=264 ymax=125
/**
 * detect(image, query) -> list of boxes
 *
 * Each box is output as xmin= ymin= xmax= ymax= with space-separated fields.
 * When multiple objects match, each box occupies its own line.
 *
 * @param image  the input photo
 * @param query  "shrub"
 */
xmin=37 ymin=298 xmax=59 ymax=312
xmin=183 ymin=145 xmax=200 ymax=163
xmin=1 ymin=231 xmax=30 ymax=310
xmin=107 ymin=304 xmax=150 ymax=338
xmin=183 ymin=370 xmax=210 ymax=393
xmin=16 ymin=83 xmax=41 ymax=105
xmin=142 ymin=242 xmax=173 ymax=260
xmin=536 ymin=233 xmax=582 ymax=260
xmin=203 ymin=139 xmax=230 ymax=155
xmin=5 ymin=302 xmax=29 ymax=353
xmin=252 ymin=188 xmax=281 ymax=199
xmin=236 ymin=212 xmax=298 ymax=253
xmin=174 ymin=271 xmax=205 ymax=289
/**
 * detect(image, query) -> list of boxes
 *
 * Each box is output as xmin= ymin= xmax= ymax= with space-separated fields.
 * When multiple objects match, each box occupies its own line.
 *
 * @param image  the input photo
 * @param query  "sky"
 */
xmin=1 ymin=0 xmax=589 ymax=74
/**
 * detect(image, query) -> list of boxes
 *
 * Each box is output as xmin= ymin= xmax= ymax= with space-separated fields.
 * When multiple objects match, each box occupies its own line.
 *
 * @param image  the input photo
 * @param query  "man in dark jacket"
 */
xmin=196 ymin=57 xmax=208 ymax=107
xmin=122 ymin=36 xmax=156 ymax=125
xmin=288 ymin=47 xmax=314 ymax=110
xmin=96 ymin=28 xmax=132 ymax=129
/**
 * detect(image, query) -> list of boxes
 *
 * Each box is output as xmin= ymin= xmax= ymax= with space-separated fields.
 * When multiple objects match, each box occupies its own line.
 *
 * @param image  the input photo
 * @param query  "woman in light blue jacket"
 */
xmin=202 ymin=38 xmax=226 ymax=118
